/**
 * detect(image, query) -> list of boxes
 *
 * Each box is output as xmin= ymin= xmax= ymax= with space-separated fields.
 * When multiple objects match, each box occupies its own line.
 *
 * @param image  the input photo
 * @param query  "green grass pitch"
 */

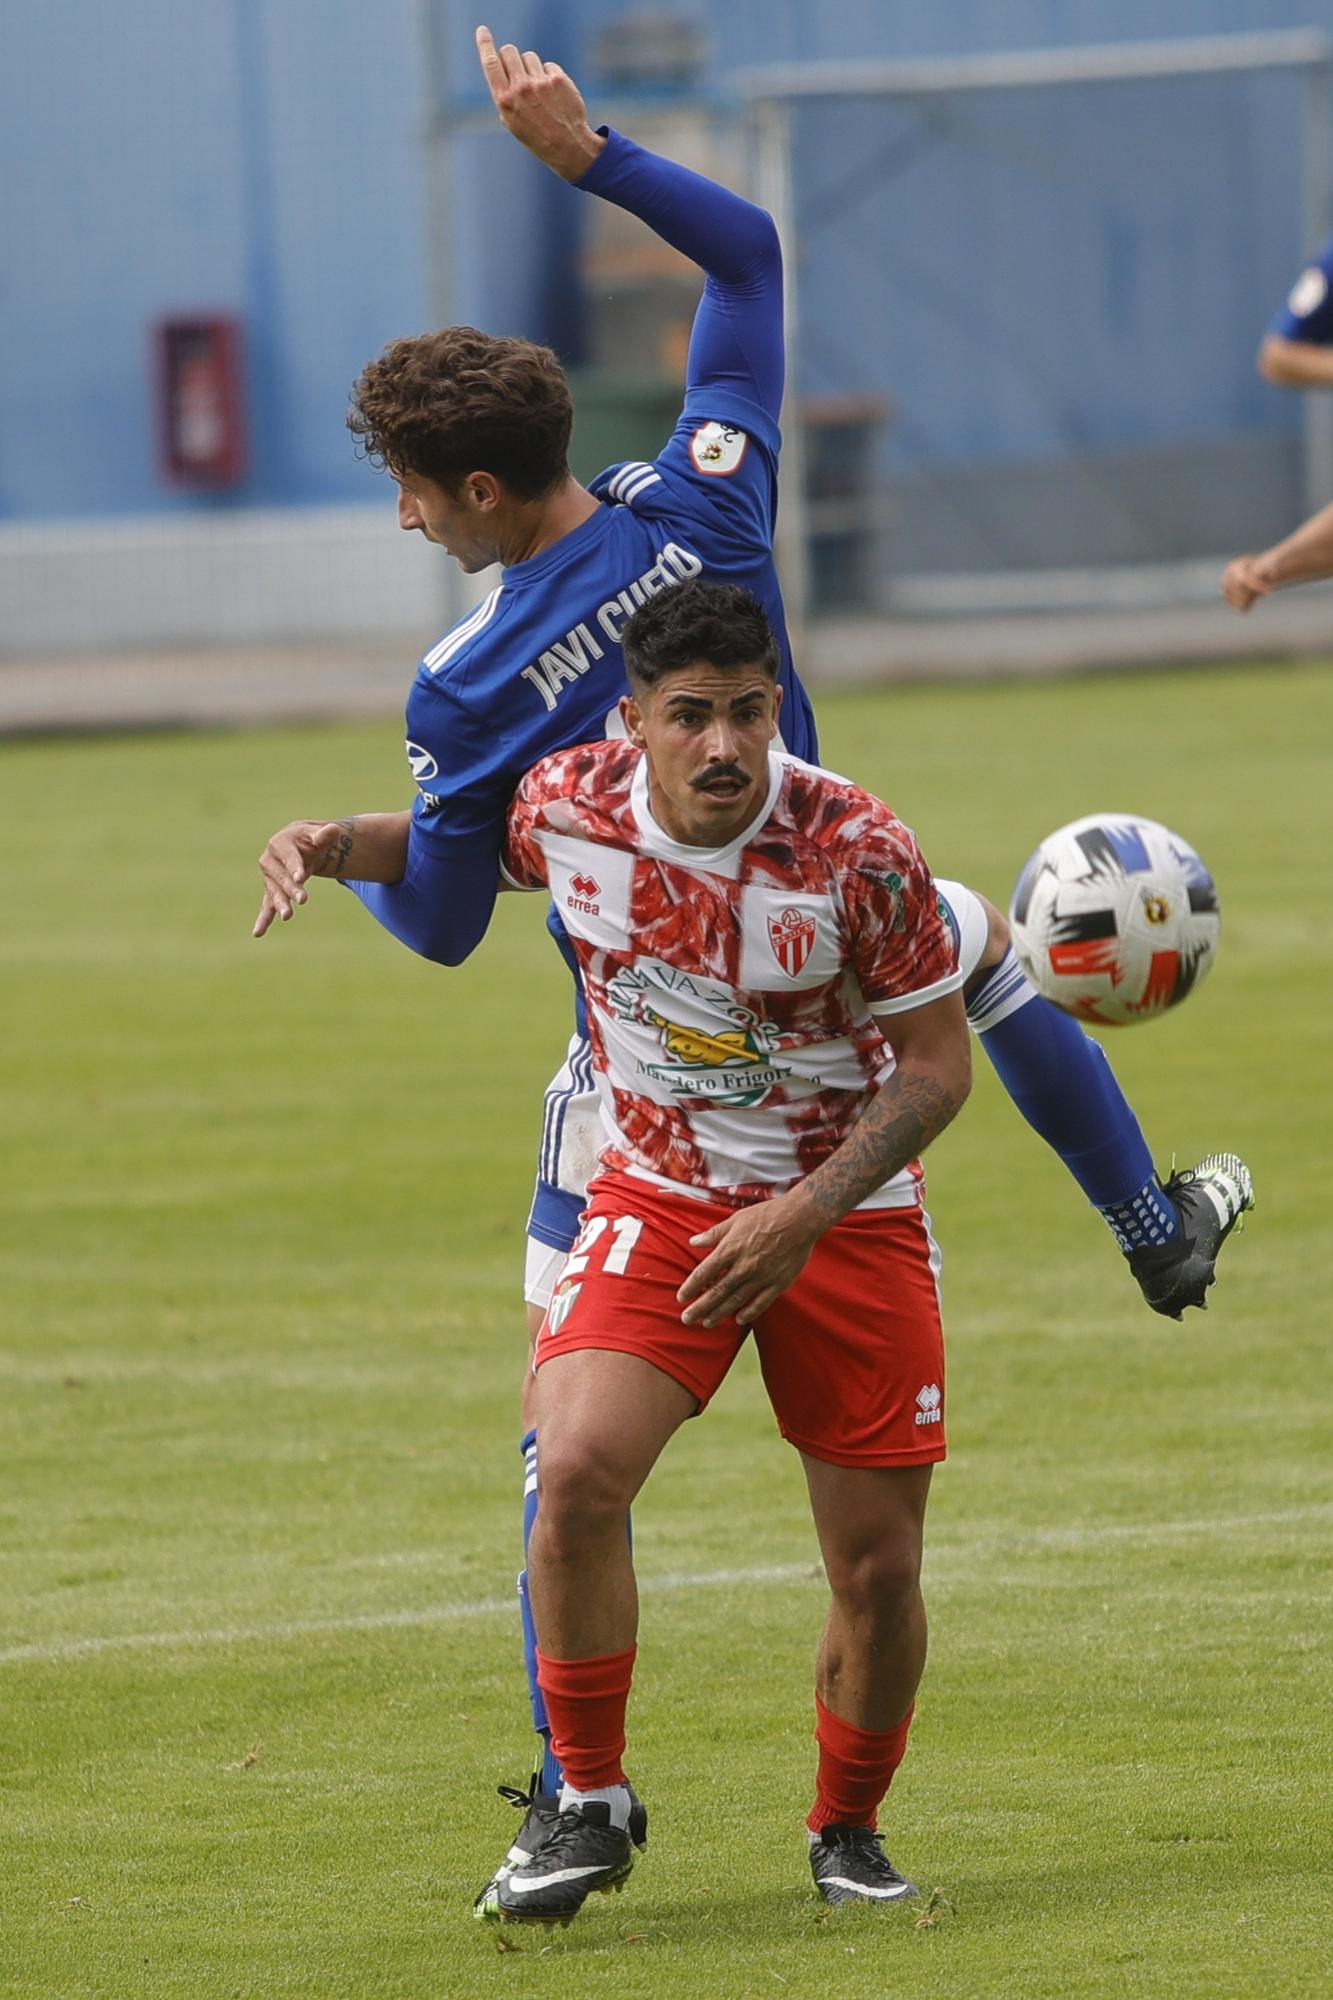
xmin=3 ymin=659 xmax=1331 ymax=1998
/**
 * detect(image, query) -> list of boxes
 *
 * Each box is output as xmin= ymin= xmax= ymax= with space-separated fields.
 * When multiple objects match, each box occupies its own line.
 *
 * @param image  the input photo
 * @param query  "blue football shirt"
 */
xmin=1271 ymin=232 xmax=1333 ymax=345
xmin=403 ymin=401 xmax=817 ymax=842
xmin=350 ymin=128 xmax=818 ymax=968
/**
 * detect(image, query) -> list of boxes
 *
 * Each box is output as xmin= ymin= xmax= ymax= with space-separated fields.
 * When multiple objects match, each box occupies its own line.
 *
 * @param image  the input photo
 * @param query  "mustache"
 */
xmin=691 ymin=763 xmax=750 ymax=790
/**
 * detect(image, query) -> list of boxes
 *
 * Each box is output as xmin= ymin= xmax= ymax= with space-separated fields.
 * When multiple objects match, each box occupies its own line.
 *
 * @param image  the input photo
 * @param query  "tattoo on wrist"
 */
xmin=315 ymin=818 xmax=359 ymax=878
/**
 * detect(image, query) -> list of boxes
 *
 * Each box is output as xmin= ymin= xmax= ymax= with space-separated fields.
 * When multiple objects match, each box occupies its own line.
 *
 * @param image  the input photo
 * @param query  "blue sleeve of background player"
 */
xmin=577 ymin=129 xmax=784 ymax=425
xmin=345 ymin=819 xmax=499 ymax=967
xmin=1271 ymin=234 xmax=1333 ymax=344
xmin=344 ymin=674 xmax=508 ymax=966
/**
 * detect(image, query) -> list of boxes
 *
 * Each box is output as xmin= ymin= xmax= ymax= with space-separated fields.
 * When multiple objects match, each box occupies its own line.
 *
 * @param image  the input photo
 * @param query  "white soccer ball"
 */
xmin=1009 ymin=812 xmax=1220 ymax=1026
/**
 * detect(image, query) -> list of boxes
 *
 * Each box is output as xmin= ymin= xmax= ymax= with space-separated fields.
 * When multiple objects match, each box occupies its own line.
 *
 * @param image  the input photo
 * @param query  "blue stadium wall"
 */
xmin=0 ymin=0 xmax=428 ymax=524
xmin=0 ymin=0 xmax=1326 ymax=536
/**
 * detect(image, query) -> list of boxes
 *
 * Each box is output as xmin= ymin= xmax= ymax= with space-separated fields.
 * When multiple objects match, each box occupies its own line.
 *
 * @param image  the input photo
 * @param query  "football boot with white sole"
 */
xmin=472 ymin=1773 xmax=560 ymax=1916
xmin=1129 ymin=1153 xmax=1255 ymax=1320
xmin=490 ymin=1800 xmax=635 ymax=1926
xmin=474 ymin=1775 xmax=648 ymax=1918
xmin=809 ymin=1825 xmax=919 ymax=1906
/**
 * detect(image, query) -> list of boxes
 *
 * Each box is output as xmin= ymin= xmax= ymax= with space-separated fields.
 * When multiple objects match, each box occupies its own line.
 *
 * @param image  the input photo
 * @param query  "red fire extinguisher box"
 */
xmin=155 ymin=315 xmax=247 ymax=488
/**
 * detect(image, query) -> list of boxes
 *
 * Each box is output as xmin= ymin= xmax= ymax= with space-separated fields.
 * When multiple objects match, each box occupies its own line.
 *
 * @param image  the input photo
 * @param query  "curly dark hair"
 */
xmin=622 ymin=580 xmax=780 ymax=689
xmin=347 ymin=326 xmax=573 ymax=500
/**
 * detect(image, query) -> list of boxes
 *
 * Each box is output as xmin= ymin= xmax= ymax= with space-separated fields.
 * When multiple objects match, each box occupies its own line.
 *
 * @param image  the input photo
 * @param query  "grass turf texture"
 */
xmin=3 ymin=659 xmax=1331 ymax=1999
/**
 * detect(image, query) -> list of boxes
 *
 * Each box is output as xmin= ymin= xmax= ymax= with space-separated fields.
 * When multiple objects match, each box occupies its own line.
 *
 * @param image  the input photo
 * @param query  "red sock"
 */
xmin=806 ymin=1693 xmax=914 ymax=1833
xmin=535 ymin=1645 xmax=636 ymax=1791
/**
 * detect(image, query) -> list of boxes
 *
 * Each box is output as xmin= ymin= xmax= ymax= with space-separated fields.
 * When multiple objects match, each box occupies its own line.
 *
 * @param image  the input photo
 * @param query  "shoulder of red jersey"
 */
xmin=774 ymin=753 xmax=920 ymax=864
xmin=518 ymin=736 xmax=641 ymax=813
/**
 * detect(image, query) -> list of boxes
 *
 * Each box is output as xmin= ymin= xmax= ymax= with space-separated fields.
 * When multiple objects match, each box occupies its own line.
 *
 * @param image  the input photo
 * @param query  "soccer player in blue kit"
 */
xmin=1222 ymin=227 xmax=1333 ymax=608
xmin=254 ymin=27 xmax=1254 ymax=1908
xmin=1257 ymin=229 xmax=1333 ymax=390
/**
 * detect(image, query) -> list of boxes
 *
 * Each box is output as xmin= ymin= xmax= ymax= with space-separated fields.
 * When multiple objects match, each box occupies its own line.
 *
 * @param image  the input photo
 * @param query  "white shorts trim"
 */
xmin=537 ymin=1033 xmax=603 ymax=1198
xmin=934 ymin=878 xmax=989 ymax=985
xmin=524 ymin=1237 xmax=568 ymax=1313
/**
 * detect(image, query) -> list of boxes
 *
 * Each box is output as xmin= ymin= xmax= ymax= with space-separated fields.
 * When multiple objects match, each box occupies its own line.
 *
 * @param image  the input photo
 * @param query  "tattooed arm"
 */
xmin=678 ymin=990 xmax=971 ymax=1327
xmin=252 ymin=812 xmax=410 ymax=938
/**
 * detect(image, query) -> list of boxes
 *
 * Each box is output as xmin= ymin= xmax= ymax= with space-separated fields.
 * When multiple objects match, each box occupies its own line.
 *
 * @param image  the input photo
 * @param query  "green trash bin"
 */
xmin=567 ymin=369 xmax=682 ymax=485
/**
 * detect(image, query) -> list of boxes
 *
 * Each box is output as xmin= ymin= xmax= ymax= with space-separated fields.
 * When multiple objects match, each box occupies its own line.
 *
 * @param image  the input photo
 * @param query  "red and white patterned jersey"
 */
xmin=503 ymin=740 xmax=963 ymax=1207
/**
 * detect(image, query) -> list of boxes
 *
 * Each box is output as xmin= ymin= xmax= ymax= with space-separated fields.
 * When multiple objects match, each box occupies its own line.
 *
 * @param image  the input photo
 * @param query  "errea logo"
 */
xmin=914 ymin=1383 xmax=942 ymax=1427
xmin=568 ymin=872 xmax=601 ymax=915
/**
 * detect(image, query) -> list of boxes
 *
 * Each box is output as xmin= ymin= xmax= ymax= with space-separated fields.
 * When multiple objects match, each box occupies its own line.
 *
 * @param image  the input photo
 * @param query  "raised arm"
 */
xmin=477 ymin=24 xmax=783 ymax=417
xmin=582 ymin=133 xmax=784 ymax=420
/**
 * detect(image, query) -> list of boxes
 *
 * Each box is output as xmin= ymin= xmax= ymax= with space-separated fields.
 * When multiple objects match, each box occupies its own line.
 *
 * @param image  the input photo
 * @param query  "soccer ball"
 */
xmin=1009 ymin=813 xmax=1220 ymax=1026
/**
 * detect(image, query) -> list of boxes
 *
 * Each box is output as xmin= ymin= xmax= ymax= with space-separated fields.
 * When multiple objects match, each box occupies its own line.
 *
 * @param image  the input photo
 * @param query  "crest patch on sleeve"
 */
xmin=689 ymin=421 xmax=748 ymax=476
xmin=1288 ymin=266 xmax=1329 ymax=319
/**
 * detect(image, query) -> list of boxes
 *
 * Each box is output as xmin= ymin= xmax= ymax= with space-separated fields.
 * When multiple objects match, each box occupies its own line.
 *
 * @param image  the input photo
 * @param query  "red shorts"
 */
xmin=536 ymin=1173 xmax=946 ymax=1468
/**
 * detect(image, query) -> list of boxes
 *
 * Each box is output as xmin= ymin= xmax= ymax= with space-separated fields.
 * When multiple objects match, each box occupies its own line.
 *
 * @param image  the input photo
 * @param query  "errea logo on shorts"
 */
xmin=914 ymin=1383 xmax=942 ymax=1426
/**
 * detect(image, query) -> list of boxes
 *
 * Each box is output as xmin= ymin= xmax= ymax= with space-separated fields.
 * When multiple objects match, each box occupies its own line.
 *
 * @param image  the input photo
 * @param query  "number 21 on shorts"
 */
xmin=544 ymin=1211 xmax=644 ymax=1336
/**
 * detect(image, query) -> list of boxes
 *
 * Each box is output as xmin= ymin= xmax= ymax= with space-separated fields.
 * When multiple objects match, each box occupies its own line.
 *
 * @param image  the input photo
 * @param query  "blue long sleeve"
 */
xmin=577 ymin=128 xmax=785 ymax=419
xmin=345 ymin=818 xmax=501 ymax=967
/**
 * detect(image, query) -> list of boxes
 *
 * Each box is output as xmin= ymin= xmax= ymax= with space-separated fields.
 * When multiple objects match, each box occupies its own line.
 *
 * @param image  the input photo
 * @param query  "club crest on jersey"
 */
xmin=768 ymin=906 xmax=817 ymax=977
xmin=689 ymin=421 xmax=747 ymax=477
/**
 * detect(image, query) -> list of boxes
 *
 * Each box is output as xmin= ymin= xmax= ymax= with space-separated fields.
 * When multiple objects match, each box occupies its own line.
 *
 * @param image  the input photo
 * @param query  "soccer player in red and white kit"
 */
xmin=487 ymin=577 xmax=972 ymax=1923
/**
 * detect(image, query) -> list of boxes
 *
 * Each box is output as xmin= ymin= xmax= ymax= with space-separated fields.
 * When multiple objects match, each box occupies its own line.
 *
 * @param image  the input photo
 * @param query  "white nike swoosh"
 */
xmin=504 ymin=1862 xmax=619 ymax=1894
xmin=824 ymin=1875 xmax=914 ymax=1899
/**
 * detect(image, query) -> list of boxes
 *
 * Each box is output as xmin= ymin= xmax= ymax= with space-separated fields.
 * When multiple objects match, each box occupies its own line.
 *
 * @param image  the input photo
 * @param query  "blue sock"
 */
xmin=518 ymin=1428 xmax=563 ymax=1797
xmin=967 ymin=949 xmax=1177 ymax=1250
xmin=518 ymin=1428 xmax=635 ymax=1800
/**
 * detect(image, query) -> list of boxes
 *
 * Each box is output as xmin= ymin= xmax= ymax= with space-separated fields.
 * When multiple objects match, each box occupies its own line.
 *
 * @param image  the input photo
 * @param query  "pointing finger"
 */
xmin=259 ymin=850 xmax=304 ymax=900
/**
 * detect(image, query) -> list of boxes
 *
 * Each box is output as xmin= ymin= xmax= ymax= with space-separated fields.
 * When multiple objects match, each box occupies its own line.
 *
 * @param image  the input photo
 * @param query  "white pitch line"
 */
xmin=0 ymin=1563 xmax=814 ymax=1668
xmin=3 ymin=1505 xmax=1330 ymax=1670
xmin=942 ymin=1501 xmax=1333 ymax=1552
